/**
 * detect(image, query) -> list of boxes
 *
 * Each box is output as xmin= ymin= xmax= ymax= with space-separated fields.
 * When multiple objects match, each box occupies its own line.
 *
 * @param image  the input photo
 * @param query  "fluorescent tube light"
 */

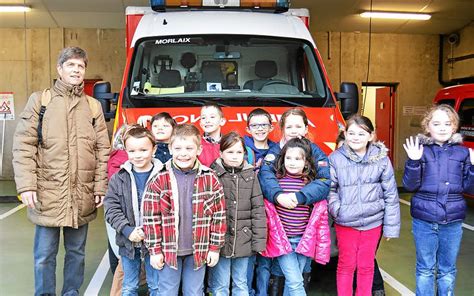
xmin=360 ymin=11 xmax=431 ymax=20
xmin=0 ymin=5 xmax=31 ymax=13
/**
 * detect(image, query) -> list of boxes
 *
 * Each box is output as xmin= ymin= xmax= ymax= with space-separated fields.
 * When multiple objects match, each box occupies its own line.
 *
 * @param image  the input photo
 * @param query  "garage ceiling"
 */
xmin=0 ymin=0 xmax=473 ymax=34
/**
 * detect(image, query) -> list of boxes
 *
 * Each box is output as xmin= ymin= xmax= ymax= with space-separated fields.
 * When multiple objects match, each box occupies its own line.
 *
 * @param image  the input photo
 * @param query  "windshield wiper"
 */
xmin=235 ymin=96 xmax=305 ymax=107
xmin=131 ymin=94 xmax=229 ymax=107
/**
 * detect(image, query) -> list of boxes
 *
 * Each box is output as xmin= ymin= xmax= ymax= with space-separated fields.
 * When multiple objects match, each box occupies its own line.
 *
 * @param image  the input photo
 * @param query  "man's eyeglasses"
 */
xmin=249 ymin=123 xmax=272 ymax=130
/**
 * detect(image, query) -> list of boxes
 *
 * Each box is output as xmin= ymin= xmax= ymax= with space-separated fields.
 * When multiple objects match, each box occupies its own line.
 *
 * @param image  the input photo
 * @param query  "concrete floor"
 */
xmin=1 ymin=187 xmax=474 ymax=295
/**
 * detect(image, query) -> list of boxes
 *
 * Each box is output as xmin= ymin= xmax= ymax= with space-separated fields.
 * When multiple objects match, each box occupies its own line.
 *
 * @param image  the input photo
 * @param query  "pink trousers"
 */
xmin=335 ymin=224 xmax=382 ymax=296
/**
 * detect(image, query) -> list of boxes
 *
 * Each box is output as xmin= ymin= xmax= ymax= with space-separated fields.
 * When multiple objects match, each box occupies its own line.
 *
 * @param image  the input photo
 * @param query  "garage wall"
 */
xmin=312 ymin=31 xmax=442 ymax=169
xmin=0 ymin=28 xmax=125 ymax=180
xmin=441 ymin=22 xmax=474 ymax=82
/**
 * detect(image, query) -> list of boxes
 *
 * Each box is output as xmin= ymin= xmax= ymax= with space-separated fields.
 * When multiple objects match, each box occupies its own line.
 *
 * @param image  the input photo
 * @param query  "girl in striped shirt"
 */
xmin=274 ymin=138 xmax=316 ymax=238
xmin=262 ymin=137 xmax=330 ymax=296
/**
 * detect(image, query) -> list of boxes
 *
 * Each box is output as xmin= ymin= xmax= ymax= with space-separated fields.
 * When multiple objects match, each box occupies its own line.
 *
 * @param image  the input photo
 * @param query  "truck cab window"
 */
xmin=459 ymin=98 xmax=474 ymax=141
xmin=128 ymin=35 xmax=330 ymax=108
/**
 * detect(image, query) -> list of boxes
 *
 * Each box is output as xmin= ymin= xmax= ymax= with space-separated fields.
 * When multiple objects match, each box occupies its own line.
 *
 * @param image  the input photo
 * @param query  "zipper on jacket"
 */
xmin=169 ymin=168 xmax=181 ymax=257
xmin=357 ymin=163 xmax=364 ymax=220
xmin=65 ymin=97 xmax=75 ymax=227
xmin=231 ymin=168 xmax=239 ymax=257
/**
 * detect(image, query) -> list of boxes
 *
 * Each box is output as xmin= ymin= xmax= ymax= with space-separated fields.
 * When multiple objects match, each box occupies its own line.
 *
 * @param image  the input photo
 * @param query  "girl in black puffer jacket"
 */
xmin=208 ymin=131 xmax=267 ymax=296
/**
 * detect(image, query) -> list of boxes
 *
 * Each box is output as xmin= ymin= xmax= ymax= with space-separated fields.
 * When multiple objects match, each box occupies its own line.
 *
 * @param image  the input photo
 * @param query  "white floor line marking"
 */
xmin=399 ymin=199 xmax=474 ymax=231
xmin=84 ymin=251 xmax=110 ymax=296
xmin=379 ymin=268 xmax=415 ymax=296
xmin=0 ymin=204 xmax=25 ymax=220
xmin=399 ymin=199 xmax=411 ymax=206
xmin=462 ymin=222 xmax=474 ymax=231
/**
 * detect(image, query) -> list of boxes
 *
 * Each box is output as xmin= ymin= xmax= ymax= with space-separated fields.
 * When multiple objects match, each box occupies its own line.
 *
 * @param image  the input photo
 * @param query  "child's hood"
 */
xmin=120 ymin=158 xmax=164 ymax=176
xmin=163 ymin=157 xmax=212 ymax=175
xmin=243 ymin=135 xmax=277 ymax=152
xmin=211 ymin=157 xmax=254 ymax=177
xmin=339 ymin=141 xmax=388 ymax=164
xmin=156 ymin=142 xmax=169 ymax=149
xmin=416 ymin=133 xmax=463 ymax=145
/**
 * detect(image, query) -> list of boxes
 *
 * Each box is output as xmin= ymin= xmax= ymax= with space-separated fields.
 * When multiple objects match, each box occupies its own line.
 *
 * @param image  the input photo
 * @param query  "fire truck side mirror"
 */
xmin=93 ymin=81 xmax=118 ymax=122
xmin=335 ymin=82 xmax=359 ymax=120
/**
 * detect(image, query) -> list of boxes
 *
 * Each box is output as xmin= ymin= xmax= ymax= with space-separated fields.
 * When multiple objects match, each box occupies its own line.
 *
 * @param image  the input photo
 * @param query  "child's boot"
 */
xmin=303 ymin=272 xmax=312 ymax=293
xmin=268 ymin=275 xmax=285 ymax=296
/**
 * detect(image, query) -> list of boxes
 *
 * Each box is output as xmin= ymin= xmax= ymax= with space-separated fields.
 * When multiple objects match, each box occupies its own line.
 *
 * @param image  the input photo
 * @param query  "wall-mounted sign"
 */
xmin=0 ymin=92 xmax=15 ymax=120
xmin=403 ymin=105 xmax=427 ymax=116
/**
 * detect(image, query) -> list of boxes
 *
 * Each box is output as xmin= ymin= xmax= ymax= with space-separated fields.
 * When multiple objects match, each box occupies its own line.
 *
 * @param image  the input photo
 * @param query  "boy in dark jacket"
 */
xmin=244 ymin=108 xmax=277 ymax=170
xmin=137 ymin=112 xmax=177 ymax=163
xmin=150 ymin=112 xmax=176 ymax=163
xmin=243 ymin=108 xmax=277 ymax=296
xmin=105 ymin=125 xmax=163 ymax=295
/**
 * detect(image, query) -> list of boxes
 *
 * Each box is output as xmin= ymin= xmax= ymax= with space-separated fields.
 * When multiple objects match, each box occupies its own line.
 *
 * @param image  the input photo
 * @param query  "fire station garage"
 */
xmin=1 ymin=0 xmax=473 ymax=295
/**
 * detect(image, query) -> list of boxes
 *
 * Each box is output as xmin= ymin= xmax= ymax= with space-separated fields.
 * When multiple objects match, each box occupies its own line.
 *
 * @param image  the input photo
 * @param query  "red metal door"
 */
xmin=375 ymin=87 xmax=393 ymax=160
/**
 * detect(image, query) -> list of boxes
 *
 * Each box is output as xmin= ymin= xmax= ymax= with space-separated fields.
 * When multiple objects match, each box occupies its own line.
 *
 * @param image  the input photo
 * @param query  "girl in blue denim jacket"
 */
xmin=403 ymin=104 xmax=474 ymax=295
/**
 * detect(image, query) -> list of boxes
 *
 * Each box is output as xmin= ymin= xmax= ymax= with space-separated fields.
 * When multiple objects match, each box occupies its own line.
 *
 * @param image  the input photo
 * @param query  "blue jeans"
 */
xmin=253 ymin=255 xmax=272 ymax=296
xmin=303 ymin=258 xmax=312 ymax=273
xmin=209 ymin=256 xmax=250 ymax=296
xmin=247 ymin=255 xmax=256 ymax=296
xmin=34 ymin=224 xmax=88 ymax=296
xmin=121 ymin=248 xmax=159 ymax=296
xmin=271 ymin=247 xmax=311 ymax=296
xmin=157 ymin=255 xmax=206 ymax=296
xmin=271 ymin=259 xmax=283 ymax=276
xmin=412 ymin=218 xmax=463 ymax=296
xmin=271 ymin=254 xmax=311 ymax=275
xmin=276 ymin=236 xmax=308 ymax=296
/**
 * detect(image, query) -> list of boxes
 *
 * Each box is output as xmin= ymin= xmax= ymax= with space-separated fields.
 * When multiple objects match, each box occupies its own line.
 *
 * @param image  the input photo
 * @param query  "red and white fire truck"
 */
xmin=433 ymin=83 xmax=474 ymax=149
xmin=95 ymin=0 xmax=358 ymax=154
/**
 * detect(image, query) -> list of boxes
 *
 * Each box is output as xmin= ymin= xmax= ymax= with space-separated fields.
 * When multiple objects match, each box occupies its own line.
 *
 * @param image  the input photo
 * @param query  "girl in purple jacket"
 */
xmin=329 ymin=115 xmax=400 ymax=296
xmin=263 ymin=137 xmax=330 ymax=296
xmin=403 ymin=104 xmax=474 ymax=295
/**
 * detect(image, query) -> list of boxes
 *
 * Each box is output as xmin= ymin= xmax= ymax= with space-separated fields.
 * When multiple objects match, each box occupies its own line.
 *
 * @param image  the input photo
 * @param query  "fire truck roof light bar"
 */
xmin=150 ymin=0 xmax=289 ymax=13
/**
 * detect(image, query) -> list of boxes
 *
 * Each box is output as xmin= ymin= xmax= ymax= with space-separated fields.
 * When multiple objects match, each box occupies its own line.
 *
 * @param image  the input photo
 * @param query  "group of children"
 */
xmin=103 ymin=102 xmax=472 ymax=296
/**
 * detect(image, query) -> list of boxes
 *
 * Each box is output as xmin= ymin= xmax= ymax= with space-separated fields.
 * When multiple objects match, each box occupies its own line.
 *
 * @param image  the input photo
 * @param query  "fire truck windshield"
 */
xmin=127 ymin=35 xmax=331 ymax=108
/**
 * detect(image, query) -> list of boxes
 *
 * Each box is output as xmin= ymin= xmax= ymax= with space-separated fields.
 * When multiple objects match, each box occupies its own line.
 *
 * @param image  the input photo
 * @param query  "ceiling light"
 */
xmin=360 ymin=11 xmax=431 ymax=20
xmin=0 ymin=5 xmax=31 ymax=13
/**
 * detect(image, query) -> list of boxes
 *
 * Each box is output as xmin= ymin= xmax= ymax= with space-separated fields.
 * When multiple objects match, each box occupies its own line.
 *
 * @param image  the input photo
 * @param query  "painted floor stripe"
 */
xmin=84 ymin=251 xmax=109 ymax=296
xmin=380 ymin=268 xmax=415 ymax=296
xmin=0 ymin=204 xmax=25 ymax=220
xmin=399 ymin=199 xmax=411 ymax=206
xmin=399 ymin=199 xmax=474 ymax=231
xmin=462 ymin=222 xmax=474 ymax=231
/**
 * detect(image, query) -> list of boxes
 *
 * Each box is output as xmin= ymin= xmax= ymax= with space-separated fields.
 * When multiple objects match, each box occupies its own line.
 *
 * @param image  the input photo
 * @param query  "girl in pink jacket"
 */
xmin=261 ymin=137 xmax=330 ymax=296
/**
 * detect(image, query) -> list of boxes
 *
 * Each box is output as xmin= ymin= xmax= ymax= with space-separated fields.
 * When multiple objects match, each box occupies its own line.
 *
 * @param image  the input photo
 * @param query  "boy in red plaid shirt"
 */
xmin=143 ymin=123 xmax=226 ymax=296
